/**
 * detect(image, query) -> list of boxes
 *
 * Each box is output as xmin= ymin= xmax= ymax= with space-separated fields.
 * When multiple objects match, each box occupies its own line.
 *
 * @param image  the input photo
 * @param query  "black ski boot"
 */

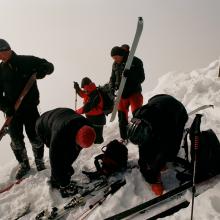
xmin=59 ymin=181 xmax=78 ymax=198
xmin=32 ymin=143 xmax=45 ymax=171
xmin=11 ymin=147 xmax=30 ymax=179
xmin=35 ymin=159 xmax=46 ymax=171
xmin=16 ymin=160 xmax=30 ymax=180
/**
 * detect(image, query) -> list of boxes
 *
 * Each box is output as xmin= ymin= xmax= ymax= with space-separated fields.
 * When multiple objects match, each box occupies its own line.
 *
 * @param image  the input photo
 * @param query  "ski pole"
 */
xmin=75 ymin=90 xmax=77 ymax=110
xmin=77 ymin=179 xmax=126 ymax=220
xmin=190 ymin=114 xmax=202 ymax=220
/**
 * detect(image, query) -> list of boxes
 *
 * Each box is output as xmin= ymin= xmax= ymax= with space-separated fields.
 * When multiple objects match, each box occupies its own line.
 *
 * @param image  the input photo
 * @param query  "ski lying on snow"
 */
xmin=110 ymin=17 xmax=144 ymax=122
xmin=105 ymin=175 xmax=218 ymax=220
xmin=35 ymin=178 xmax=108 ymax=220
xmin=35 ymin=178 xmax=125 ymax=220
xmin=104 ymin=181 xmax=192 ymax=220
xmin=0 ymin=178 xmax=23 ymax=194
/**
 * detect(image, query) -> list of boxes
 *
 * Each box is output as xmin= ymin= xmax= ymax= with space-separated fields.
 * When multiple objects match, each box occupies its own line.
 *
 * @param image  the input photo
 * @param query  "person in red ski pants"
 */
xmin=109 ymin=46 xmax=145 ymax=143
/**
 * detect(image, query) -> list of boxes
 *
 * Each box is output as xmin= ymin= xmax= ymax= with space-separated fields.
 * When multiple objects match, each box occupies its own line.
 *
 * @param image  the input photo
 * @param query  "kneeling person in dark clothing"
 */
xmin=127 ymin=94 xmax=188 ymax=196
xmin=35 ymin=108 xmax=96 ymax=197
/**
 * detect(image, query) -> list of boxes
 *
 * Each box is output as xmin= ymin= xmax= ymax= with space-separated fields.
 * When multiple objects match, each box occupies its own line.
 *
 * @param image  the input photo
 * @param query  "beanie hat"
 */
xmin=111 ymin=46 xmax=125 ymax=57
xmin=121 ymin=44 xmax=130 ymax=51
xmin=76 ymin=125 xmax=96 ymax=148
xmin=0 ymin=39 xmax=11 ymax=52
xmin=81 ymin=77 xmax=92 ymax=88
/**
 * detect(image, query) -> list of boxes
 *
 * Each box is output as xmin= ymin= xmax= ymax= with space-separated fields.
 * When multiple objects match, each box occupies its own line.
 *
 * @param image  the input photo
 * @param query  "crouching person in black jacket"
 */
xmin=127 ymin=94 xmax=188 ymax=196
xmin=35 ymin=108 xmax=96 ymax=197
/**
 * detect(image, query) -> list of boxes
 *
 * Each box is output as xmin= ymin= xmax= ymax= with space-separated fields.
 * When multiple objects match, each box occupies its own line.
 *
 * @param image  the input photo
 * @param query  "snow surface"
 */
xmin=1 ymin=60 xmax=220 ymax=220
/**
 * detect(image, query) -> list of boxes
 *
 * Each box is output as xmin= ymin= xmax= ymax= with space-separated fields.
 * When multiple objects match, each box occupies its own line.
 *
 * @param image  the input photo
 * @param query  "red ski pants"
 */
xmin=118 ymin=92 xmax=143 ymax=120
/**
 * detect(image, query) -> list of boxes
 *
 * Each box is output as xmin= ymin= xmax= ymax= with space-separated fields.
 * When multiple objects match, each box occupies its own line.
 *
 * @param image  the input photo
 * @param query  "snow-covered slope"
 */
xmin=0 ymin=59 xmax=220 ymax=220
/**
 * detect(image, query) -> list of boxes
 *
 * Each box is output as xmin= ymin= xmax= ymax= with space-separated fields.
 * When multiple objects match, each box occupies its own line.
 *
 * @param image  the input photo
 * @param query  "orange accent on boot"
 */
xmin=151 ymin=183 xmax=164 ymax=196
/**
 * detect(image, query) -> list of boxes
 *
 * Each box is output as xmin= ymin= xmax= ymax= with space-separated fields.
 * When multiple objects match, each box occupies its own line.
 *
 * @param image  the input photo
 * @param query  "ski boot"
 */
xmin=59 ymin=181 xmax=79 ymax=198
xmin=16 ymin=160 xmax=31 ymax=180
xmin=35 ymin=159 xmax=46 ymax=171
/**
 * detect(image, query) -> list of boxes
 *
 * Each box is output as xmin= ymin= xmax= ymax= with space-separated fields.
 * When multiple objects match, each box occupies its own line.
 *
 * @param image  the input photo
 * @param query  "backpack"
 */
xmin=181 ymin=128 xmax=220 ymax=182
xmin=98 ymin=84 xmax=115 ymax=115
xmin=94 ymin=139 xmax=128 ymax=176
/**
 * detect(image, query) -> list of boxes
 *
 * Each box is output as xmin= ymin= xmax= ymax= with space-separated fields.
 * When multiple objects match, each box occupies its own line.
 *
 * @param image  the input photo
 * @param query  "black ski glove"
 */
xmin=4 ymin=105 xmax=15 ymax=117
xmin=114 ymin=84 xmax=119 ymax=91
xmin=35 ymin=64 xmax=49 ymax=79
xmin=123 ymin=69 xmax=130 ymax=77
xmin=73 ymin=82 xmax=80 ymax=91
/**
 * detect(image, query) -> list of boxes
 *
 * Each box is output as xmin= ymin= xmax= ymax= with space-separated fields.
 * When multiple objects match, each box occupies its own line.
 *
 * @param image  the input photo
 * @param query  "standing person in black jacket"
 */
xmin=109 ymin=46 xmax=145 ymax=143
xmin=127 ymin=94 xmax=188 ymax=196
xmin=0 ymin=39 xmax=54 ymax=179
xmin=35 ymin=108 xmax=96 ymax=197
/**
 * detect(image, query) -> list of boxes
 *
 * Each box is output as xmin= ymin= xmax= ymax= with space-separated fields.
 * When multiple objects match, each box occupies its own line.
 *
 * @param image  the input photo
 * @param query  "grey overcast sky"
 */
xmin=0 ymin=0 xmax=219 ymax=164
xmin=1 ymin=0 xmax=220 ymax=109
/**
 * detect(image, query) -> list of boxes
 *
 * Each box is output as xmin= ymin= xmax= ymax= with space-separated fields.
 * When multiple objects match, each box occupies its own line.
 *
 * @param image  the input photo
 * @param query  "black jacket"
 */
xmin=0 ymin=51 xmax=54 ymax=114
xmin=36 ymin=108 xmax=91 ymax=186
xmin=134 ymin=94 xmax=188 ymax=182
xmin=109 ymin=56 xmax=145 ymax=98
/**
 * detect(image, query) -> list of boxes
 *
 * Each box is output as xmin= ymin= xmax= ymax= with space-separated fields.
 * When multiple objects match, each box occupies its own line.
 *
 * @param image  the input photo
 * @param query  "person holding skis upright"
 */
xmin=127 ymin=94 xmax=188 ymax=195
xmin=35 ymin=108 xmax=96 ymax=198
xmin=109 ymin=46 xmax=145 ymax=143
xmin=74 ymin=77 xmax=106 ymax=144
xmin=0 ymin=39 xmax=54 ymax=179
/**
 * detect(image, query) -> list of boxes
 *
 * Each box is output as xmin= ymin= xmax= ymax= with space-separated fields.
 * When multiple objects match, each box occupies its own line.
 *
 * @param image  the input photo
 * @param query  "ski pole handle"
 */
xmin=190 ymin=114 xmax=202 ymax=152
xmin=75 ymin=90 xmax=77 ymax=110
xmin=190 ymin=114 xmax=202 ymax=138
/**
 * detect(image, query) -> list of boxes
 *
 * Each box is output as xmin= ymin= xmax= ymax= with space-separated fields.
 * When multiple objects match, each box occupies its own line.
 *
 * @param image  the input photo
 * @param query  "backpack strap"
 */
xmin=94 ymin=154 xmax=105 ymax=173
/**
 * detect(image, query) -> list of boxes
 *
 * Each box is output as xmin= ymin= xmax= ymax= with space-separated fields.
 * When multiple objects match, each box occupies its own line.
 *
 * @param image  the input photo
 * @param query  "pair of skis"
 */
xmin=35 ymin=178 xmax=126 ymax=220
xmin=105 ymin=175 xmax=218 ymax=220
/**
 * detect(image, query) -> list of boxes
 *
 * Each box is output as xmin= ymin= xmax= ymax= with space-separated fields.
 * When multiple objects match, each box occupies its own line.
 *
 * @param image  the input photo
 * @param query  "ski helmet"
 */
xmin=127 ymin=118 xmax=153 ymax=145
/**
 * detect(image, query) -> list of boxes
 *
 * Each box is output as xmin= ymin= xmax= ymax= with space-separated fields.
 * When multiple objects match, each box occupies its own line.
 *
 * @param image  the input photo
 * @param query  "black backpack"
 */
xmin=98 ymin=84 xmax=115 ymax=115
xmin=181 ymin=128 xmax=220 ymax=182
xmin=94 ymin=139 xmax=128 ymax=176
